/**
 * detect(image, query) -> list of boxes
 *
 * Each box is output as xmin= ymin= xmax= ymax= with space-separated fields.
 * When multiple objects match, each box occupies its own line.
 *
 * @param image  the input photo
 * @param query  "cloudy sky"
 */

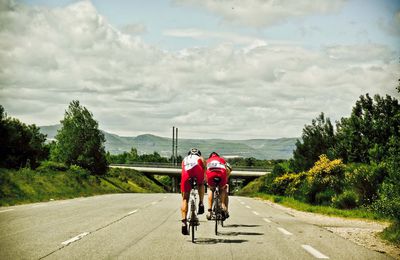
xmin=0 ymin=0 xmax=399 ymax=139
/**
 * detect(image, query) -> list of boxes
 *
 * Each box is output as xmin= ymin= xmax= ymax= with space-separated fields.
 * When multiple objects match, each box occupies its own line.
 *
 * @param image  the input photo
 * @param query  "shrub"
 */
xmin=332 ymin=190 xmax=359 ymax=209
xmin=315 ymin=189 xmax=336 ymax=206
xmin=68 ymin=165 xmax=90 ymax=179
xmin=271 ymin=173 xmax=298 ymax=196
xmin=37 ymin=161 xmax=68 ymax=172
xmin=304 ymin=155 xmax=345 ymax=204
xmin=272 ymin=164 xmax=286 ymax=177
xmin=373 ymin=182 xmax=400 ymax=221
xmin=346 ymin=163 xmax=387 ymax=205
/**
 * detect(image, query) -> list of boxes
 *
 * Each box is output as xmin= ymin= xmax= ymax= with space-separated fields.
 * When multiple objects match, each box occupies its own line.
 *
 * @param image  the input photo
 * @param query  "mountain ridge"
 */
xmin=39 ymin=124 xmax=297 ymax=160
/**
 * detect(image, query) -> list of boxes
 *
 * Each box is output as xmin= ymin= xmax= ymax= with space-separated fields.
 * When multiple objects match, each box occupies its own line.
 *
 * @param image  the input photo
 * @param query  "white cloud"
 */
xmin=0 ymin=0 xmax=398 ymax=140
xmin=174 ymin=0 xmax=347 ymax=27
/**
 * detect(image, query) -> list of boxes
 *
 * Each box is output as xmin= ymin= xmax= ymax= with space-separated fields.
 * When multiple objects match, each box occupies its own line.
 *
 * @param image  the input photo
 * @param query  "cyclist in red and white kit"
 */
xmin=180 ymin=148 xmax=206 ymax=235
xmin=206 ymin=152 xmax=232 ymax=220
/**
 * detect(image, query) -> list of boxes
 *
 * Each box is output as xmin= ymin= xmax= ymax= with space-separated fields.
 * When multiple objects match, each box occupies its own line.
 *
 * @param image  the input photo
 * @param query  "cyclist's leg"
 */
xmin=181 ymin=191 xmax=190 ymax=235
xmin=181 ymin=192 xmax=190 ymax=220
xmin=220 ymin=187 xmax=228 ymax=212
xmin=206 ymin=187 xmax=214 ymax=219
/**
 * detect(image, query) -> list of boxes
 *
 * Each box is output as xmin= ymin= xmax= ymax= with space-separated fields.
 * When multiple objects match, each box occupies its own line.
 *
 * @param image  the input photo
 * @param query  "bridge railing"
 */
xmin=110 ymin=163 xmax=272 ymax=172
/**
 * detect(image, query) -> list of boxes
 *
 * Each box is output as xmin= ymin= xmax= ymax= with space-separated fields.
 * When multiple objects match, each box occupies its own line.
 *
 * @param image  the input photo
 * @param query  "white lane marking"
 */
xmin=240 ymin=202 xmax=245 ymax=205
xmin=277 ymin=227 xmax=293 ymax=235
xmin=151 ymin=201 xmax=157 ymax=205
xmin=245 ymin=205 xmax=251 ymax=209
xmin=263 ymin=218 xmax=271 ymax=223
xmin=127 ymin=209 xmax=138 ymax=215
xmin=61 ymin=232 xmax=89 ymax=246
xmin=0 ymin=209 xmax=14 ymax=213
xmin=163 ymin=196 xmax=167 ymax=199
xmin=302 ymin=245 xmax=329 ymax=259
xmin=252 ymin=211 xmax=260 ymax=216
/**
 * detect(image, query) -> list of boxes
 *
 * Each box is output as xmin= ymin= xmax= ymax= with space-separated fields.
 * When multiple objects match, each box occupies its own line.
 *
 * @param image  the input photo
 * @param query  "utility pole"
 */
xmin=175 ymin=127 xmax=178 ymax=166
xmin=172 ymin=126 xmax=175 ymax=166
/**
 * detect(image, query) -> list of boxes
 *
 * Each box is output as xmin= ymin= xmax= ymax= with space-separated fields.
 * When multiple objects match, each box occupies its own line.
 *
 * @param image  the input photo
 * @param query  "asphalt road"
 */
xmin=0 ymin=194 xmax=392 ymax=260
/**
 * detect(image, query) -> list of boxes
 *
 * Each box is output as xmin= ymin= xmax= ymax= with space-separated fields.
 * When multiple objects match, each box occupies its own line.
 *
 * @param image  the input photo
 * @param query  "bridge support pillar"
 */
xmin=172 ymin=176 xmax=180 ymax=193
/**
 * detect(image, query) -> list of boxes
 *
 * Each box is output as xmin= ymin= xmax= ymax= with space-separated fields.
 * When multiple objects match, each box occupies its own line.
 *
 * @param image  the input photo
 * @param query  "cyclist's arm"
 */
xmin=225 ymin=162 xmax=232 ymax=176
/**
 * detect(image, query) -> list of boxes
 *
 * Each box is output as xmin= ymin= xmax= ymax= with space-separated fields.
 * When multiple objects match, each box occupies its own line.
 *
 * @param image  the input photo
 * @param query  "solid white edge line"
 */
xmin=252 ymin=211 xmax=260 ymax=216
xmin=302 ymin=245 xmax=329 ymax=259
xmin=128 ymin=209 xmax=138 ymax=215
xmin=31 ymin=204 xmax=46 ymax=208
xmin=0 ymin=209 xmax=14 ymax=213
xmin=263 ymin=218 xmax=271 ymax=223
xmin=61 ymin=232 xmax=89 ymax=246
xmin=277 ymin=227 xmax=293 ymax=235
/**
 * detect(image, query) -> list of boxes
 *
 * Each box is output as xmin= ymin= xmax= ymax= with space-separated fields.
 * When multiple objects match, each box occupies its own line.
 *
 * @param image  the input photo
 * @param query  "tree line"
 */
xmin=262 ymin=85 xmax=399 ymax=234
xmin=0 ymin=101 xmax=108 ymax=175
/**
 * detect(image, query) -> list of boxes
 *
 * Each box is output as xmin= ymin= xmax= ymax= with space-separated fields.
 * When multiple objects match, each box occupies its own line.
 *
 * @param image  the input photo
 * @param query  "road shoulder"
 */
xmin=256 ymin=198 xmax=400 ymax=259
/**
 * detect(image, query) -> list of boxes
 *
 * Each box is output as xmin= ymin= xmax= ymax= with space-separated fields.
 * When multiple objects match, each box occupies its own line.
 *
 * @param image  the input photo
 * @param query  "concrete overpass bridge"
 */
xmin=110 ymin=164 xmax=270 ymax=192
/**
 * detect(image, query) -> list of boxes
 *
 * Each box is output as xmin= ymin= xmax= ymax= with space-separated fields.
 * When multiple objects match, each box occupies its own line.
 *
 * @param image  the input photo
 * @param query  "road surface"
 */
xmin=0 ymin=194 xmax=392 ymax=259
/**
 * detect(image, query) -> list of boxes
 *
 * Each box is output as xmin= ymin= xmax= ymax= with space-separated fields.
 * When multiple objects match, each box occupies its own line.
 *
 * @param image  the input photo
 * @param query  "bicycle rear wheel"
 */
xmin=191 ymin=223 xmax=195 ymax=243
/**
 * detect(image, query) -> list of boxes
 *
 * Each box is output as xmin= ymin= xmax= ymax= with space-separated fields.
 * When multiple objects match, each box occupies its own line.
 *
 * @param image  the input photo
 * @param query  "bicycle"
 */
xmin=187 ymin=177 xmax=200 ymax=243
xmin=211 ymin=177 xmax=224 ymax=235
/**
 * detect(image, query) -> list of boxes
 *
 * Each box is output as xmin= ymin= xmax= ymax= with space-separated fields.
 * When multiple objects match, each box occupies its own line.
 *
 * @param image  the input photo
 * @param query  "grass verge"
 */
xmin=0 ymin=166 xmax=165 ymax=207
xmin=380 ymin=221 xmax=400 ymax=244
xmin=244 ymin=192 xmax=384 ymax=221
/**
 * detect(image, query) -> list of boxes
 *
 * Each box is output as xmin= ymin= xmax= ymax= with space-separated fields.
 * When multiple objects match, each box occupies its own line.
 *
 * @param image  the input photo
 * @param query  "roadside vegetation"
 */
xmin=0 ymin=101 xmax=165 ymax=207
xmin=238 ymin=85 xmax=400 ymax=245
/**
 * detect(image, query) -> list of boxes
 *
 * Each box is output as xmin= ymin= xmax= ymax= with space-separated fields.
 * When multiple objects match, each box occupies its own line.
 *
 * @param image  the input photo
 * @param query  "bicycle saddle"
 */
xmin=189 ymin=177 xmax=197 ymax=187
xmin=212 ymin=177 xmax=221 ymax=185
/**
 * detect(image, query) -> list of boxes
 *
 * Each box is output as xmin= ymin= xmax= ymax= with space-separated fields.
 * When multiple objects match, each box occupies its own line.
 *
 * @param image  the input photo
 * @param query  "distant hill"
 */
xmin=39 ymin=125 xmax=297 ymax=160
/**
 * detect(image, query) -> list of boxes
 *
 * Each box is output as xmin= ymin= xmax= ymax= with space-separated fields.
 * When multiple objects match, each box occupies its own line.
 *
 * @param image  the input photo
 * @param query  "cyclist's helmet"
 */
xmin=188 ymin=148 xmax=201 ymax=156
xmin=209 ymin=151 xmax=219 ymax=158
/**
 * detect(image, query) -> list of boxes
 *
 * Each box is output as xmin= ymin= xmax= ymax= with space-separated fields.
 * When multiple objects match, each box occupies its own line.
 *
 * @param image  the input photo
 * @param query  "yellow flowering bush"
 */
xmin=271 ymin=172 xmax=306 ymax=196
xmin=304 ymin=154 xmax=345 ymax=203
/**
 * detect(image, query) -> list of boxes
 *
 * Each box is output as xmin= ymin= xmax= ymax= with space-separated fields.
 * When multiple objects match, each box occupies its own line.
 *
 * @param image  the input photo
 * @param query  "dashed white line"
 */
xmin=61 ymin=232 xmax=89 ymax=246
xmin=163 ymin=196 xmax=167 ymax=199
xmin=0 ymin=209 xmax=14 ymax=213
xmin=277 ymin=227 xmax=293 ymax=235
xmin=252 ymin=211 xmax=260 ymax=216
xmin=240 ymin=202 xmax=245 ymax=205
xmin=245 ymin=205 xmax=251 ymax=209
xmin=127 ymin=209 xmax=138 ymax=215
xmin=302 ymin=245 xmax=329 ymax=259
xmin=263 ymin=218 xmax=271 ymax=223
xmin=151 ymin=201 xmax=157 ymax=205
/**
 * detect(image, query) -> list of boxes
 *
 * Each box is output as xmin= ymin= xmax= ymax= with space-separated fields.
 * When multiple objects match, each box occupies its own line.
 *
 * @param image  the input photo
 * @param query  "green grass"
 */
xmin=380 ymin=221 xmax=400 ymax=244
xmin=0 ymin=166 xmax=165 ymax=207
xmin=245 ymin=192 xmax=384 ymax=221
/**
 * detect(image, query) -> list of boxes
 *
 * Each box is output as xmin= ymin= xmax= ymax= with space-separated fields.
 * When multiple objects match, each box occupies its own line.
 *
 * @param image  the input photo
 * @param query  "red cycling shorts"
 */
xmin=206 ymin=170 xmax=227 ymax=188
xmin=181 ymin=164 xmax=205 ymax=193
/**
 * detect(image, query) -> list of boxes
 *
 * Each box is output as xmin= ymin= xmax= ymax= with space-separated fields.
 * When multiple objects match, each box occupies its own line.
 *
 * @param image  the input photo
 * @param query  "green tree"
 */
xmin=292 ymin=113 xmax=335 ymax=172
xmin=0 ymin=105 xmax=48 ymax=168
xmin=52 ymin=101 xmax=108 ymax=175
xmin=334 ymin=94 xmax=400 ymax=163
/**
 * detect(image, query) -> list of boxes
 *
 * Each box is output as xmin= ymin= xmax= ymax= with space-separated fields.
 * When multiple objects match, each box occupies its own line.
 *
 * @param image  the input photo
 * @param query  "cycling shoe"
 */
xmin=181 ymin=220 xmax=189 ymax=235
xmin=198 ymin=203 xmax=204 ymax=215
xmin=206 ymin=209 xmax=212 ymax=220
